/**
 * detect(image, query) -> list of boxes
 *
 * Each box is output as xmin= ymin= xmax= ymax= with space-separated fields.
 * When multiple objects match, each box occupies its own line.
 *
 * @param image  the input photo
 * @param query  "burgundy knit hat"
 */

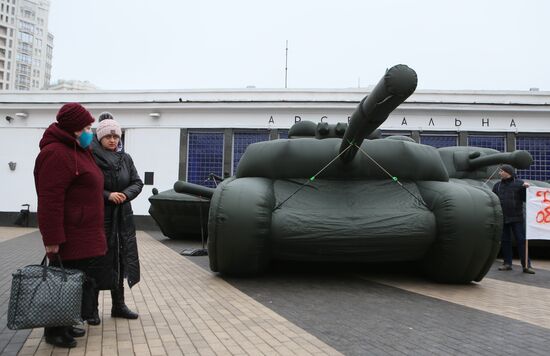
xmin=56 ymin=103 xmax=95 ymax=133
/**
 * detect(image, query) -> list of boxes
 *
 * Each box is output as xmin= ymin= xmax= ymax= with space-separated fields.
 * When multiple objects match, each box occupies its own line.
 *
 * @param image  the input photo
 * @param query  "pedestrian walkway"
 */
xmin=6 ymin=230 xmax=340 ymax=356
xmin=0 ymin=227 xmax=36 ymax=243
xmin=1 ymin=227 xmax=549 ymax=355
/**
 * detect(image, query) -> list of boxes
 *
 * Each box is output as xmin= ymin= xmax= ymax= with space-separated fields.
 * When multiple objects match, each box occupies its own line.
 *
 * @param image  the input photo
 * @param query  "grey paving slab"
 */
xmin=485 ymin=261 xmax=550 ymax=287
xmin=225 ymin=271 xmax=550 ymax=356
xmin=149 ymin=231 xmax=550 ymax=356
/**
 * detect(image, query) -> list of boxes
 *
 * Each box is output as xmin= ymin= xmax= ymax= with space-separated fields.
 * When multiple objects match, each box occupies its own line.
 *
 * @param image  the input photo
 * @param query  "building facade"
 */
xmin=48 ymin=79 xmax=98 ymax=91
xmin=1 ymin=89 xmax=549 ymax=221
xmin=0 ymin=0 xmax=53 ymax=91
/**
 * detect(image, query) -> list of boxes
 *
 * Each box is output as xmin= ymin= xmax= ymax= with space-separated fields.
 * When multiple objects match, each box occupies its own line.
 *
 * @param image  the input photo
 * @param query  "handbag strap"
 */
xmin=41 ymin=254 xmax=68 ymax=282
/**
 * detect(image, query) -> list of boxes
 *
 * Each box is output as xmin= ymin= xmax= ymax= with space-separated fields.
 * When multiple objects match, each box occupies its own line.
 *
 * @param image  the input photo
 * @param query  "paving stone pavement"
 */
xmin=2 ymin=227 xmax=550 ymax=355
xmin=151 ymin=231 xmax=550 ymax=356
xmin=7 ymin=229 xmax=340 ymax=356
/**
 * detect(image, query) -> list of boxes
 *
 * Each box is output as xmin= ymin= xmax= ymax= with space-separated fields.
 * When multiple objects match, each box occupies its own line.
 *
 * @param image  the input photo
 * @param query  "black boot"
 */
xmin=86 ymin=289 xmax=101 ymax=325
xmin=111 ymin=285 xmax=139 ymax=319
xmin=111 ymin=304 xmax=139 ymax=319
xmin=68 ymin=326 xmax=86 ymax=338
xmin=44 ymin=326 xmax=77 ymax=348
xmin=87 ymin=308 xmax=101 ymax=325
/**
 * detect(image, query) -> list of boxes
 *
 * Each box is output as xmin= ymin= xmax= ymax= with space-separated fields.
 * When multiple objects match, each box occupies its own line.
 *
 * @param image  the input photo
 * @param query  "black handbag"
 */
xmin=7 ymin=255 xmax=84 ymax=330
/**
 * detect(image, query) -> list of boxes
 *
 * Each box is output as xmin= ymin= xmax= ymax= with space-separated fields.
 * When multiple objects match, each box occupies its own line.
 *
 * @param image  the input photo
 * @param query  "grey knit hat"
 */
xmin=500 ymin=164 xmax=515 ymax=176
xmin=96 ymin=119 xmax=122 ymax=141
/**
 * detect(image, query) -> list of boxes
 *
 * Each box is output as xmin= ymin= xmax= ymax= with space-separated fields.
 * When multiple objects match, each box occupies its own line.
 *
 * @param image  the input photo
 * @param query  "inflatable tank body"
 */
xmin=206 ymin=65 xmax=503 ymax=283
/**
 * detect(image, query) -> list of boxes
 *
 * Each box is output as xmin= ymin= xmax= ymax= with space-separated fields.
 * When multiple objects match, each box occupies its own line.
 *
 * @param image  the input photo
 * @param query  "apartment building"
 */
xmin=0 ymin=0 xmax=53 ymax=90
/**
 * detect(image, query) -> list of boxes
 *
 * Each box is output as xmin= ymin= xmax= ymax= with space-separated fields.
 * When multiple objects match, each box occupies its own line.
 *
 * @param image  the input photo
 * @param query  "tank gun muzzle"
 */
xmin=339 ymin=64 xmax=417 ymax=163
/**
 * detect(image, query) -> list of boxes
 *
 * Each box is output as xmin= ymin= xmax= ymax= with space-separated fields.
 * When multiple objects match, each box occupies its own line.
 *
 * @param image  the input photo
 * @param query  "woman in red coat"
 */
xmin=34 ymin=103 xmax=107 ymax=348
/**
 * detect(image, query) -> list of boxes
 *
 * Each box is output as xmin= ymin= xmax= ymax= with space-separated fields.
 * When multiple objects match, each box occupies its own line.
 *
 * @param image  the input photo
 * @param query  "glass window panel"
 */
xmin=468 ymin=135 xmax=506 ymax=152
xmin=516 ymin=136 xmax=550 ymax=181
xmin=187 ymin=132 xmax=224 ymax=188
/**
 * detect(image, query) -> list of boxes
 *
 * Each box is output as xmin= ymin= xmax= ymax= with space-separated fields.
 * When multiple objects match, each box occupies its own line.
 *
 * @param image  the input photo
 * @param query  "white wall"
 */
xmin=1 ymin=88 xmax=549 ymax=214
xmin=123 ymin=128 xmax=181 ymax=215
xmin=0 ymin=128 xmax=45 ymax=212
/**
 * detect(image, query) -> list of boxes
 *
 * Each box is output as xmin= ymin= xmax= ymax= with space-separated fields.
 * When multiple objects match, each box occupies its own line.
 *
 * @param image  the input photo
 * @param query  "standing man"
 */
xmin=492 ymin=164 xmax=535 ymax=274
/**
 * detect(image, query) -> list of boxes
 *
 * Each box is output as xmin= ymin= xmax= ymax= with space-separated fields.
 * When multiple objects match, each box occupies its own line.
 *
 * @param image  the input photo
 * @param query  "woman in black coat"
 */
xmin=90 ymin=115 xmax=143 ymax=324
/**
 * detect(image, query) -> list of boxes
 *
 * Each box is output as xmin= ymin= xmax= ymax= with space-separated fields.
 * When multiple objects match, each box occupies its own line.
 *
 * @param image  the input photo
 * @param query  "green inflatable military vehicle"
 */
xmin=151 ymin=65 xmax=541 ymax=282
xmin=202 ymin=64 xmax=502 ymax=283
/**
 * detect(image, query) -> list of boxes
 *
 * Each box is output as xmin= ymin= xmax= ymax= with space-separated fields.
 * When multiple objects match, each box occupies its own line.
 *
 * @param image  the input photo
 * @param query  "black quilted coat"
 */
xmin=92 ymin=139 xmax=143 ymax=288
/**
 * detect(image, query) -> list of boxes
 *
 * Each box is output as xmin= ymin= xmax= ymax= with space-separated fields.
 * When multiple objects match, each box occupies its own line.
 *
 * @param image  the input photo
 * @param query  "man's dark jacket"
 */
xmin=92 ymin=139 xmax=143 ymax=288
xmin=492 ymin=176 xmax=526 ymax=223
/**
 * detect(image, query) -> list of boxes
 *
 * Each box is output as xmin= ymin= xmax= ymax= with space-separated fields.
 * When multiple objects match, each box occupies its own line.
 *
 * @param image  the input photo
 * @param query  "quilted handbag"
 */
xmin=7 ymin=255 xmax=84 ymax=330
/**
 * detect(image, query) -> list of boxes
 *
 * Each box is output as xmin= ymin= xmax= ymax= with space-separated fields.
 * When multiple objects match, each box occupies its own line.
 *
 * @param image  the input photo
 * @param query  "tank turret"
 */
xmin=288 ymin=121 xmax=382 ymax=140
xmin=438 ymin=146 xmax=533 ymax=180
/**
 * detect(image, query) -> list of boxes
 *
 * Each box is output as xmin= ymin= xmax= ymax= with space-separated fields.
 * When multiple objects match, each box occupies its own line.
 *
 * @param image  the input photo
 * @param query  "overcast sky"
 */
xmin=48 ymin=0 xmax=550 ymax=91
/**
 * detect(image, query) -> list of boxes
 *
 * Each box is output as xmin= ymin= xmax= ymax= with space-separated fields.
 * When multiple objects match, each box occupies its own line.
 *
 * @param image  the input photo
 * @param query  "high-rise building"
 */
xmin=0 ymin=0 xmax=53 ymax=90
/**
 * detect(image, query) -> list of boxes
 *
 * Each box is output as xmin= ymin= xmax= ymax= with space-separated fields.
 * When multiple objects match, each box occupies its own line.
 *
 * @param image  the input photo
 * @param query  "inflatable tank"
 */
xmin=196 ymin=64 xmax=504 ymax=283
xmin=149 ymin=188 xmax=210 ymax=240
xmin=436 ymin=146 xmax=549 ymax=189
xmin=437 ymin=146 xmax=550 ymax=251
xmin=149 ymin=178 xmax=218 ymax=240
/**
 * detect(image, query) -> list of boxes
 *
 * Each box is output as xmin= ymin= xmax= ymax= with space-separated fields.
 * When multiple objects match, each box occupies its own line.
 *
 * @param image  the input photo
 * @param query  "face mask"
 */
xmin=78 ymin=131 xmax=93 ymax=148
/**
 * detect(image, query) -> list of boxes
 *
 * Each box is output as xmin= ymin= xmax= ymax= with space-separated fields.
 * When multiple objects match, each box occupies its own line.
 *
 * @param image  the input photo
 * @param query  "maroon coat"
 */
xmin=34 ymin=123 xmax=107 ymax=260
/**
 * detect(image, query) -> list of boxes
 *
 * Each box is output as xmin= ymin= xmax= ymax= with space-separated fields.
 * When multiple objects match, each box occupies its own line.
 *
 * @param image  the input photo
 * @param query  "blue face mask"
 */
xmin=78 ymin=131 xmax=93 ymax=148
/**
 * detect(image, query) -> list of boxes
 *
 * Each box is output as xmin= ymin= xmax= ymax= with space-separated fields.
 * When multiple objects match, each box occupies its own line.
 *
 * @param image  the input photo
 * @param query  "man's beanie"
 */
xmin=500 ymin=164 xmax=515 ymax=176
xmin=98 ymin=112 xmax=114 ymax=122
xmin=96 ymin=119 xmax=122 ymax=141
xmin=56 ymin=103 xmax=95 ymax=133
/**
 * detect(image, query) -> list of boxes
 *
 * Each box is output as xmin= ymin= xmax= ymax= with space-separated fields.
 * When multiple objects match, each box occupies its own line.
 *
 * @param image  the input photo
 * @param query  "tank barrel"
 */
xmin=174 ymin=181 xmax=215 ymax=199
xmin=339 ymin=64 xmax=417 ymax=163
xmin=468 ymin=150 xmax=533 ymax=170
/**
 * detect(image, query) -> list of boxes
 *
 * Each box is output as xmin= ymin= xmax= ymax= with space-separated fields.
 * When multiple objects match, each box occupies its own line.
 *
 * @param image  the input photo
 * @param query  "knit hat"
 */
xmin=98 ymin=112 xmax=114 ymax=122
xmin=500 ymin=164 xmax=515 ymax=176
xmin=56 ymin=103 xmax=95 ymax=133
xmin=96 ymin=119 xmax=122 ymax=141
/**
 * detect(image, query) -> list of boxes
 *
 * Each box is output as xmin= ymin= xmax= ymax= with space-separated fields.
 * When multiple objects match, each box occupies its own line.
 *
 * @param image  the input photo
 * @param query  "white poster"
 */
xmin=526 ymin=187 xmax=550 ymax=240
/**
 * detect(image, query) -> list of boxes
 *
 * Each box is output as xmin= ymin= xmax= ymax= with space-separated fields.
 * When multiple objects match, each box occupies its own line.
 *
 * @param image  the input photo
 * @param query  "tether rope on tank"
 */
xmin=354 ymin=144 xmax=430 ymax=209
xmin=483 ymin=167 xmax=500 ymax=186
xmin=272 ymin=142 xmax=354 ymax=211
